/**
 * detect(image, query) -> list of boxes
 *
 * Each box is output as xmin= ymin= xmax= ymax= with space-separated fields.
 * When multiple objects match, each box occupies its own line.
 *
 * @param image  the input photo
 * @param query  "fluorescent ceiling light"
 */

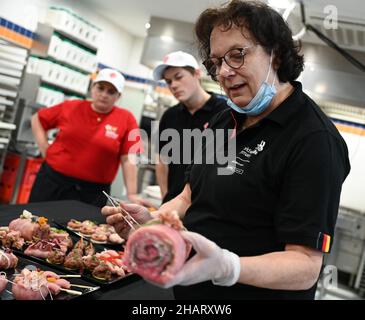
xmin=160 ymin=35 xmax=174 ymax=43
xmin=315 ymin=83 xmax=327 ymax=94
xmin=268 ymin=0 xmax=293 ymax=9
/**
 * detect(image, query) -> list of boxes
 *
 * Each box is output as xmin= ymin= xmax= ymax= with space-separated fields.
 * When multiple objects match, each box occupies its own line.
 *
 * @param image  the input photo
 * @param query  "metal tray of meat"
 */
xmin=11 ymin=238 xmax=139 ymax=287
xmin=53 ymin=219 xmax=125 ymax=250
xmin=0 ymin=254 xmax=100 ymax=300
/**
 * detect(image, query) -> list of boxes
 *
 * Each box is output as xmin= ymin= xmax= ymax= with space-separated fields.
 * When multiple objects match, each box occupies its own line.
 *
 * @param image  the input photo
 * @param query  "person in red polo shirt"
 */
xmin=29 ymin=68 xmax=150 ymax=207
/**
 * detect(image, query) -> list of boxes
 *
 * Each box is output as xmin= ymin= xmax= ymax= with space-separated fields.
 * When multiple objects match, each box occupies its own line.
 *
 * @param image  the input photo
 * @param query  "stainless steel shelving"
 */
xmin=0 ymin=38 xmax=29 ymax=176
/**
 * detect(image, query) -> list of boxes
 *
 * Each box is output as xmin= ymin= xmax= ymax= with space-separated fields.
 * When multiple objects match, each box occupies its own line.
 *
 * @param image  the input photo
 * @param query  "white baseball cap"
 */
xmin=93 ymin=68 xmax=125 ymax=93
xmin=153 ymin=51 xmax=199 ymax=81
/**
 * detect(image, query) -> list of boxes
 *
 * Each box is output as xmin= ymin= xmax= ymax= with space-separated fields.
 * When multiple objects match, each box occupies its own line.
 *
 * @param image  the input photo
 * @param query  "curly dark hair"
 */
xmin=195 ymin=0 xmax=304 ymax=82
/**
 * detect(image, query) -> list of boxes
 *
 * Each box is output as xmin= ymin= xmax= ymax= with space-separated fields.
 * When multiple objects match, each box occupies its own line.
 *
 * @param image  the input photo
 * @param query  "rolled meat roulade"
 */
xmin=123 ymin=212 xmax=190 ymax=285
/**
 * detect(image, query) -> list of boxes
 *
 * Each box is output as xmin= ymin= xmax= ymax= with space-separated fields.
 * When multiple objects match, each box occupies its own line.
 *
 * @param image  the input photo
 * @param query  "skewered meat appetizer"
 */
xmin=11 ymin=268 xmax=73 ymax=300
xmin=49 ymin=228 xmax=73 ymax=250
xmin=91 ymin=232 xmax=108 ymax=243
xmin=108 ymin=233 xmax=123 ymax=244
xmin=82 ymin=255 xmax=100 ymax=272
xmin=96 ymin=224 xmax=109 ymax=232
xmin=82 ymin=220 xmax=97 ymax=227
xmin=0 ymin=227 xmax=25 ymax=250
xmin=99 ymin=225 xmax=123 ymax=242
xmin=66 ymin=219 xmax=125 ymax=244
xmin=0 ymin=272 xmax=7 ymax=295
xmin=74 ymin=238 xmax=87 ymax=251
xmin=9 ymin=211 xmax=50 ymax=241
xmin=67 ymin=219 xmax=83 ymax=231
xmin=0 ymin=249 xmax=18 ymax=269
xmin=123 ymin=211 xmax=191 ymax=285
xmin=92 ymin=263 xmax=113 ymax=280
xmin=79 ymin=220 xmax=97 ymax=236
xmin=82 ymin=250 xmax=126 ymax=280
xmin=24 ymin=240 xmax=55 ymax=259
xmin=84 ymin=242 xmax=95 ymax=256
xmin=68 ymin=219 xmax=98 ymax=231
xmin=91 ymin=225 xmax=110 ymax=243
xmin=12 ymin=269 xmax=50 ymax=300
xmin=42 ymin=271 xmax=72 ymax=292
xmin=74 ymin=238 xmax=94 ymax=255
xmin=92 ymin=251 xmax=126 ymax=280
xmin=47 ymin=250 xmax=66 ymax=265
xmin=79 ymin=225 xmax=95 ymax=236
xmin=24 ymin=238 xmax=68 ymax=260
xmin=45 ymin=277 xmax=71 ymax=291
xmin=63 ymin=239 xmax=94 ymax=270
xmin=64 ymin=249 xmax=84 ymax=270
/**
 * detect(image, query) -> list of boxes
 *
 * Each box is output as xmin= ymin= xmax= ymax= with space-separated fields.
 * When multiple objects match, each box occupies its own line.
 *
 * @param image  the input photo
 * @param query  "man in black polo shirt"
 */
xmin=153 ymin=51 xmax=227 ymax=203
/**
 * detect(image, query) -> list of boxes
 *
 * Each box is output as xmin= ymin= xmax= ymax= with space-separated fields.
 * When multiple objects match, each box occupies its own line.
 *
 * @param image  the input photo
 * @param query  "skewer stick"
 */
xmin=112 ymin=199 xmax=141 ymax=227
xmin=70 ymin=284 xmax=96 ymax=289
xmin=104 ymin=191 xmax=141 ymax=226
xmin=118 ymin=205 xmax=141 ymax=227
xmin=23 ymin=274 xmax=81 ymax=278
xmin=47 ymin=277 xmax=94 ymax=289
xmin=59 ymin=288 xmax=82 ymax=295
xmin=102 ymin=191 xmax=136 ymax=230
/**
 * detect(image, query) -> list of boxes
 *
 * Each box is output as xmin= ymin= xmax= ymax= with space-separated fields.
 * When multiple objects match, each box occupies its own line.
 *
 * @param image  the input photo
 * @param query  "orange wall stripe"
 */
xmin=335 ymin=123 xmax=365 ymax=136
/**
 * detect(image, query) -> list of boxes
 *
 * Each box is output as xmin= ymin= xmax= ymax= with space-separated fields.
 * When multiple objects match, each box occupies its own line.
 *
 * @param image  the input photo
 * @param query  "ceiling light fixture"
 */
xmin=145 ymin=22 xmax=151 ymax=29
xmin=160 ymin=35 xmax=174 ymax=43
xmin=268 ymin=0 xmax=293 ymax=10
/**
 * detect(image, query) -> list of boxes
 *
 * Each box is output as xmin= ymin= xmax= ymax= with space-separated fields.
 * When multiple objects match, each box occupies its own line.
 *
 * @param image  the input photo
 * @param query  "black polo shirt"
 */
xmin=156 ymin=93 xmax=228 ymax=203
xmin=174 ymin=82 xmax=350 ymax=300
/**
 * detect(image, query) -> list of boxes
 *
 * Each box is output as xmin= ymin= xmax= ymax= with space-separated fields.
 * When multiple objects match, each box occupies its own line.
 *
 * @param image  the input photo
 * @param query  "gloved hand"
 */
xmin=101 ymin=203 xmax=153 ymax=238
xmin=161 ymin=231 xmax=241 ymax=288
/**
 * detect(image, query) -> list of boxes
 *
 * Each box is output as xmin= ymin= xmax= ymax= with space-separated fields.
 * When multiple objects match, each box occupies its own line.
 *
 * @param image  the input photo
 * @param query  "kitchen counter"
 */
xmin=0 ymin=200 xmax=174 ymax=300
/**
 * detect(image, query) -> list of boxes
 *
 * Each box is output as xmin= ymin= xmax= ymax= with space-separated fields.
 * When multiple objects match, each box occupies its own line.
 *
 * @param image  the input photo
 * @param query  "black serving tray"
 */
xmin=11 ymin=240 xmax=139 ymax=287
xmin=53 ymin=220 xmax=125 ymax=250
xmin=0 ymin=254 xmax=100 ymax=300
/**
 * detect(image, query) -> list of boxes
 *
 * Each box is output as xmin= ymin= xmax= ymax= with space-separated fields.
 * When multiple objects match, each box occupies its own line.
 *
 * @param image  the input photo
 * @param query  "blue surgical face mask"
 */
xmin=227 ymin=51 xmax=276 ymax=116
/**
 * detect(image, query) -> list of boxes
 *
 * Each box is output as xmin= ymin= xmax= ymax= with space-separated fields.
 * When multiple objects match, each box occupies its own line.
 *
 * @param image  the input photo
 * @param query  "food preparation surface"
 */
xmin=0 ymin=200 xmax=174 ymax=300
xmin=0 ymin=254 xmax=100 ymax=300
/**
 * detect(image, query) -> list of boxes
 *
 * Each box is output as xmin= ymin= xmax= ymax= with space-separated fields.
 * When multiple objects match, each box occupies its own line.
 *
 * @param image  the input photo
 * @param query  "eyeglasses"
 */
xmin=203 ymin=46 xmax=253 ymax=80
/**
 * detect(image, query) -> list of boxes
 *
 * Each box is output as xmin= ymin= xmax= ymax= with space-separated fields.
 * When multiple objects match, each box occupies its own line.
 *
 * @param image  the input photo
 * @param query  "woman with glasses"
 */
xmin=102 ymin=0 xmax=350 ymax=299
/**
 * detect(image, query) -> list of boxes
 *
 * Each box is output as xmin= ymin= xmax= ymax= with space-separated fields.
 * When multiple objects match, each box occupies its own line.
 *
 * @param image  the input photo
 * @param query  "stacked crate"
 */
xmin=16 ymin=156 xmax=43 ymax=203
xmin=0 ymin=152 xmax=42 ymax=204
xmin=0 ymin=152 xmax=21 ymax=203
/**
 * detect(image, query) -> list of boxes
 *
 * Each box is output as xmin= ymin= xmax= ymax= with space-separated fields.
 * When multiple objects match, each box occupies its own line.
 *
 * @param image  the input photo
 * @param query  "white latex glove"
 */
xmin=161 ymin=231 xmax=241 ymax=288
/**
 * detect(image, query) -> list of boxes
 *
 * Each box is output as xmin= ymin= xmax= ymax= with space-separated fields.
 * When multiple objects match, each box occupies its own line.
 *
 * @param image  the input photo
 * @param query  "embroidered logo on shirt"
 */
xmin=226 ymin=140 xmax=266 ymax=175
xmin=104 ymin=124 xmax=119 ymax=139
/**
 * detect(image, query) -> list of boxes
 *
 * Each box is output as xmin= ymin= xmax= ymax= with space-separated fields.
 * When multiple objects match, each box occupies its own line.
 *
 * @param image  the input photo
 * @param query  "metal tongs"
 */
xmin=102 ymin=191 xmax=141 ymax=230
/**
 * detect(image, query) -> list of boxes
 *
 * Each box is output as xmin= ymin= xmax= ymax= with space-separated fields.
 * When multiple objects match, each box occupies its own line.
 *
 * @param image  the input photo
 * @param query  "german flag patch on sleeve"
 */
xmin=317 ymin=232 xmax=331 ymax=253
